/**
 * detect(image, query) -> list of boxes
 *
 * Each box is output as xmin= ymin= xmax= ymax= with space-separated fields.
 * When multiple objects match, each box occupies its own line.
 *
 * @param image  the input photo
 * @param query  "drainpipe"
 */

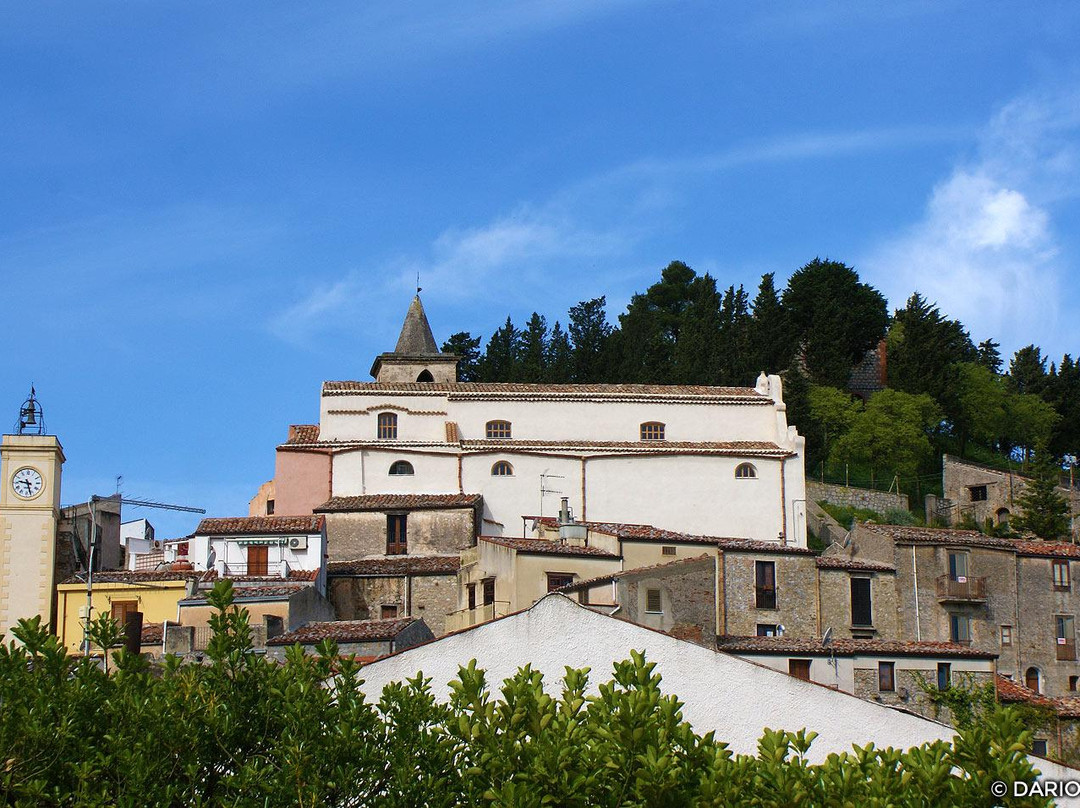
xmin=404 ymin=575 xmax=411 ymax=617
xmin=780 ymin=457 xmax=788 ymax=541
xmin=912 ymin=545 xmax=921 ymax=641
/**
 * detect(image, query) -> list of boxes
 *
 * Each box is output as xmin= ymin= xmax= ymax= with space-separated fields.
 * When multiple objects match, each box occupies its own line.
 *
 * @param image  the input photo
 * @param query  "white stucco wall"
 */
xmin=357 ymin=595 xmax=1080 ymax=799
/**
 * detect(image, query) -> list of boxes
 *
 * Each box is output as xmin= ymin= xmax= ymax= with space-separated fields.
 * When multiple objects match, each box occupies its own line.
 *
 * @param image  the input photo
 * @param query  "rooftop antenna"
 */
xmin=417 ymin=271 xmax=422 ymax=295
xmin=15 ymin=386 xmax=45 ymax=435
xmin=539 ymin=472 xmax=564 ymax=520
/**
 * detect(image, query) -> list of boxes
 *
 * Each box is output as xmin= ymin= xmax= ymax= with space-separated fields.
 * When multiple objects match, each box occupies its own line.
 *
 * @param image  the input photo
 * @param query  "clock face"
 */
xmin=11 ymin=467 xmax=43 ymax=499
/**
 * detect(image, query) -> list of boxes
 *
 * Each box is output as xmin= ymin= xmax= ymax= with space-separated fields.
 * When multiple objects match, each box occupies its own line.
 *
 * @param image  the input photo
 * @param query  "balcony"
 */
xmin=1057 ymin=639 xmax=1077 ymax=661
xmin=936 ymin=575 xmax=987 ymax=603
xmin=444 ymin=601 xmax=510 ymax=633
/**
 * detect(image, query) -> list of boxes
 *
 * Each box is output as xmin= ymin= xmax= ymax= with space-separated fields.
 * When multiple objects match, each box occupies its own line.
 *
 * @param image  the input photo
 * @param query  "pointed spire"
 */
xmin=394 ymin=295 xmax=440 ymax=355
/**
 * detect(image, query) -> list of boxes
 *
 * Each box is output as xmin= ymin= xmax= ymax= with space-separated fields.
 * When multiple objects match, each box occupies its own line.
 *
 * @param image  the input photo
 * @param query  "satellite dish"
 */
xmin=206 ymin=547 xmax=217 ymax=569
xmin=822 ymin=627 xmax=833 ymax=646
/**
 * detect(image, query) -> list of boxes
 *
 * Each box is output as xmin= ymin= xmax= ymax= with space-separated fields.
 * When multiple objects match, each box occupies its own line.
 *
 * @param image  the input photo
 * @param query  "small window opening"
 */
xmin=491 ymin=461 xmax=514 ymax=476
xmin=645 ymin=588 xmax=662 ymax=613
xmin=486 ymin=420 xmax=512 ymax=439
xmin=640 ymin=422 xmax=665 ymax=441
xmin=389 ymin=460 xmax=415 ymax=476
xmin=735 ymin=463 xmax=757 ymax=479
xmin=377 ymin=412 xmax=398 ymax=440
xmin=416 ymin=370 xmax=434 ymax=383
xmin=878 ymin=661 xmax=895 ymax=692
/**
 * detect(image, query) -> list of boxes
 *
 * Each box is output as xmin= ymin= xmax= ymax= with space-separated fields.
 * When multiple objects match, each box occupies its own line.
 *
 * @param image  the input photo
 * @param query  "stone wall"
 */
xmin=853 ymin=666 xmax=994 ymax=722
xmin=721 ymin=552 xmax=818 ymax=637
xmin=617 ymin=556 xmax=715 ymax=641
xmin=817 ymin=567 xmax=900 ymax=639
xmin=325 ymin=509 xmax=475 ymax=561
xmin=807 ymin=481 xmax=908 ymax=514
xmin=328 ymin=572 xmax=459 ymax=637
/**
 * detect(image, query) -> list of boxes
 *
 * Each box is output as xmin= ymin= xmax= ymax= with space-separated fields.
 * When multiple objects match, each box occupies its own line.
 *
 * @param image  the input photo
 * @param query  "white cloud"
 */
xmin=863 ymin=89 xmax=1080 ymax=357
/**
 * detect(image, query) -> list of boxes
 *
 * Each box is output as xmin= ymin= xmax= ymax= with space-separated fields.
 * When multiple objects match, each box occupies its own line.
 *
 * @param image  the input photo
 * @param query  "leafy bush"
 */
xmin=818 ymin=500 xmax=884 ymax=528
xmin=883 ymin=508 xmax=923 ymax=526
xmin=0 ymin=580 xmax=1054 ymax=806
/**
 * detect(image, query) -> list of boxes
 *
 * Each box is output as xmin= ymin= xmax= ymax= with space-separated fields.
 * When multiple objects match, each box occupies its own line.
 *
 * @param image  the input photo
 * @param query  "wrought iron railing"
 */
xmin=935 ymin=575 xmax=986 ymax=602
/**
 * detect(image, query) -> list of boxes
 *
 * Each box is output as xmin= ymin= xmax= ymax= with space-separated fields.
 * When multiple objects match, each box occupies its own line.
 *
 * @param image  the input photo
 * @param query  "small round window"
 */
xmin=491 ymin=461 xmax=514 ymax=477
xmin=389 ymin=460 xmax=414 ymax=476
xmin=735 ymin=463 xmax=757 ymax=479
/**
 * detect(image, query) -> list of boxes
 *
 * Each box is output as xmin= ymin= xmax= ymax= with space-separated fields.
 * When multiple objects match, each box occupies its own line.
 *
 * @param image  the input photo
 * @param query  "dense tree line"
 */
xmin=448 ymin=258 xmax=1079 ymax=528
xmin=0 ymin=582 xmax=1054 ymax=806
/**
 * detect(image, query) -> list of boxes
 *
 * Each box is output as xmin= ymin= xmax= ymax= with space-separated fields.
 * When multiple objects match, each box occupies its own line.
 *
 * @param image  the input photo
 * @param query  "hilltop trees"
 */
xmin=1015 ymin=445 xmax=1071 ymax=539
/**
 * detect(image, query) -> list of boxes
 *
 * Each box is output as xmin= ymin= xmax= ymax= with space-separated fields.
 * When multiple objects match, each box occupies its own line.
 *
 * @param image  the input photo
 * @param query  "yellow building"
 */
xmin=55 ymin=570 xmax=202 ymax=654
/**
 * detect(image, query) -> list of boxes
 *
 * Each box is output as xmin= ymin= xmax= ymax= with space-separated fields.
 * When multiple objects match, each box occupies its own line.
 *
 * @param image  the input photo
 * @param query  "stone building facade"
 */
xmin=265 ymin=616 xmax=434 ymax=661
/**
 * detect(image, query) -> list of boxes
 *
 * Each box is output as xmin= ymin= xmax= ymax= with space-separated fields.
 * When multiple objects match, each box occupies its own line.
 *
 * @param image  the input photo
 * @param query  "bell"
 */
xmin=23 ymin=406 xmax=36 ymax=426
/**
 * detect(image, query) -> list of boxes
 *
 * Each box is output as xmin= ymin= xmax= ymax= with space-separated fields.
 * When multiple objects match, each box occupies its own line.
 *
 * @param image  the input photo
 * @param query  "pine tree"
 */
xmin=545 ymin=322 xmax=573 ymax=382
xmin=519 ymin=313 xmax=549 ymax=383
xmin=718 ymin=284 xmax=753 ymax=385
xmin=1014 ymin=445 xmax=1070 ymax=540
xmin=441 ymin=332 xmax=482 ymax=382
xmin=672 ymin=274 xmax=721 ymax=384
xmin=478 ymin=317 xmax=522 ymax=382
xmin=748 ymin=272 xmax=792 ymax=376
xmin=568 ymin=297 xmax=614 ymax=383
xmin=977 ymin=338 xmax=1003 ymax=374
xmin=1007 ymin=345 xmax=1047 ymax=395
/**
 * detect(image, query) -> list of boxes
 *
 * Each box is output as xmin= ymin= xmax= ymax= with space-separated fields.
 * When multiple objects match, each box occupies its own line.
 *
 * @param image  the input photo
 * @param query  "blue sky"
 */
xmin=3 ymin=2 xmax=1080 ymax=537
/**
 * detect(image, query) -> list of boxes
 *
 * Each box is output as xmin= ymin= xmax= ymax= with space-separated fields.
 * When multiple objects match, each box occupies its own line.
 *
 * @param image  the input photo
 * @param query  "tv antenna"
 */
xmin=539 ymin=472 xmax=564 ymax=519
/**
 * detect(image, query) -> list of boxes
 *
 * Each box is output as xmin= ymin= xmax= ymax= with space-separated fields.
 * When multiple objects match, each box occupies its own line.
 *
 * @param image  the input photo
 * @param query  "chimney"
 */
xmin=557 ymin=497 xmax=588 ymax=546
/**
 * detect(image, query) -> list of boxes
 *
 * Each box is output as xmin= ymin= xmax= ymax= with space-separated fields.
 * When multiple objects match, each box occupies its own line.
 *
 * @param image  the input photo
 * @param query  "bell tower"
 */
xmin=369 ymin=295 xmax=459 ymax=383
xmin=0 ymin=388 xmax=65 ymax=637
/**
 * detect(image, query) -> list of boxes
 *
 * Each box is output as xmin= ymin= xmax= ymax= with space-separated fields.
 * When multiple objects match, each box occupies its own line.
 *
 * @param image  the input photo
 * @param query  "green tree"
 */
xmin=519 ymin=312 xmax=549 ymax=383
xmin=717 ymin=283 xmax=753 ymax=385
xmin=748 ymin=272 xmax=793 ymax=376
xmin=951 ymin=362 xmax=1008 ymax=457
xmin=1008 ymin=345 xmax=1048 ymax=396
xmin=568 ymin=296 xmax=613 ymax=383
xmin=610 ymin=261 xmax=697 ymax=383
xmin=808 ymin=385 xmax=862 ymax=460
xmin=1014 ymin=445 xmax=1070 ymax=539
xmin=478 ymin=316 xmax=522 ymax=382
xmin=781 ymin=258 xmax=889 ymax=387
xmin=831 ymin=389 xmax=942 ymax=485
xmin=545 ymin=321 xmax=573 ymax=383
xmin=887 ymin=292 xmax=976 ymax=403
xmin=977 ymin=338 xmax=1003 ymax=374
xmin=671 ymin=274 xmax=722 ymax=384
xmin=442 ymin=331 xmax=482 ymax=382
xmin=1002 ymin=392 xmax=1060 ymax=465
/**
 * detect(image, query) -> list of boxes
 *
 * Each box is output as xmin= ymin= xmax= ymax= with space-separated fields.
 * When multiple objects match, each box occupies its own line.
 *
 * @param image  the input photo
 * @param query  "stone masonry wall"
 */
xmin=618 ymin=557 xmax=715 ymax=641
xmin=722 ymin=553 xmax=818 ymax=637
xmin=808 ymin=481 xmax=909 ymax=515
xmin=327 ymin=573 xmax=458 ymax=637
xmin=817 ymin=568 xmax=900 ymax=639
xmin=325 ymin=509 xmax=475 ymax=561
xmin=853 ymin=667 xmax=994 ymax=723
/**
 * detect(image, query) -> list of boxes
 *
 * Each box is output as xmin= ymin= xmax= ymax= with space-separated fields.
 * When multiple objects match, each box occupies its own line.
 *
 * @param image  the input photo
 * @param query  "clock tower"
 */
xmin=0 ymin=389 xmax=65 ymax=638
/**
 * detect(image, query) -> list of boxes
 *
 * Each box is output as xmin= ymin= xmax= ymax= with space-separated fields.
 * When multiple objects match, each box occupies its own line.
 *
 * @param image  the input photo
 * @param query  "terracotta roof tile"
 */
xmin=534 ymin=517 xmax=815 ymax=555
xmin=328 ymin=556 xmax=461 ymax=576
xmin=1012 ymin=540 xmax=1080 ymax=559
xmin=227 ymin=569 xmax=320 ymax=583
xmin=268 ymin=617 xmax=419 ymax=646
xmin=859 ymin=524 xmax=1017 ymax=550
xmin=182 ymin=582 xmax=311 ymax=603
xmin=816 ymin=556 xmax=896 ymax=572
xmin=556 ymin=554 xmax=712 ymax=591
xmin=461 ymin=439 xmax=792 ymax=456
xmin=60 ymin=570 xmax=207 ymax=585
xmin=140 ymin=621 xmax=182 ymax=645
xmin=286 ymin=425 xmax=321 ymax=444
xmin=716 ymin=635 xmax=996 ymax=659
xmin=196 ymin=515 xmax=325 ymax=536
xmin=316 ymin=493 xmax=481 ymax=512
xmin=323 ymin=381 xmax=769 ymax=400
xmin=480 ymin=536 xmax=620 ymax=558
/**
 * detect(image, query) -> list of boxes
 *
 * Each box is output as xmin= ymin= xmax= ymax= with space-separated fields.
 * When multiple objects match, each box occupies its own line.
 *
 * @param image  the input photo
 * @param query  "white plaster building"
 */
xmin=267 ymin=296 xmax=807 ymax=547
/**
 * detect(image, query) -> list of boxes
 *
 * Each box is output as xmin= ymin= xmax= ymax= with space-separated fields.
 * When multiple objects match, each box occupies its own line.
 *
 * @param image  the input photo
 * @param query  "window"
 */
xmin=266 ymin=499 xmax=275 ymax=515
xmin=491 ymin=461 xmax=514 ymax=476
xmin=1054 ymin=560 xmax=1071 ymax=590
xmin=735 ymin=463 xmax=757 ymax=479
xmin=755 ymin=561 xmax=776 ymax=609
xmin=110 ymin=600 xmax=139 ymax=624
xmin=640 ymin=422 xmax=665 ymax=441
xmin=661 ymin=546 xmax=677 ymax=556
xmin=1032 ymin=739 xmax=1048 ymax=757
xmin=996 ymin=507 xmax=1010 ymax=526
xmin=416 ymin=369 xmax=434 ymax=383
xmin=485 ymin=420 xmax=512 ymax=439
xmin=1070 ymin=676 xmax=1079 ymax=692
xmin=1056 ymin=615 xmax=1076 ymax=660
xmin=247 ymin=545 xmax=268 ymax=576
xmin=1026 ymin=667 xmax=1041 ymax=693
xmin=389 ymin=460 xmax=415 ymax=476
xmin=467 ymin=583 xmax=476 ymax=611
xmin=947 ymin=551 xmax=969 ymax=582
xmin=789 ymin=659 xmax=811 ymax=681
xmin=380 ymin=604 xmax=398 ymax=619
xmin=937 ymin=663 xmax=951 ymax=691
xmin=386 ymin=514 xmax=407 ymax=555
xmin=377 ymin=412 xmax=398 ymax=439
xmin=850 ymin=577 xmax=873 ymax=627
xmin=482 ymin=578 xmax=495 ymax=606
xmin=968 ymin=485 xmax=987 ymax=502
xmin=645 ymin=588 xmax=662 ymax=613
xmin=756 ymin=624 xmax=778 ymax=636
xmin=950 ymin=614 xmax=972 ymax=644
xmin=1001 ymin=625 xmax=1013 ymax=646
xmin=878 ymin=661 xmax=895 ymax=692
xmin=547 ymin=572 xmax=574 ymax=593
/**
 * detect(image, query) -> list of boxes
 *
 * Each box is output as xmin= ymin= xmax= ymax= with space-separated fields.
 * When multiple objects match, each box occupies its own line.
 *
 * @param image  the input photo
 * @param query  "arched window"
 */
xmin=1026 ymin=667 xmax=1041 ymax=694
xmin=640 ymin=422 xmax=665 ymax=441
xmin=486 ymin=420 xmax=512 ymax=439
xmin=389 ymin=460 xmax=414 ymax=476
xmin=996 ymin=507 xmax=1010 ymax=526
xmin=491 ymin=461 xmax=514 ymax=477
xmin=735 ymin=463 xmax=757 ymax=479
xmin=377 ymin=412 xmax=398 ymax=440
xmin=416 ymin=369 xmax=434 ymax=383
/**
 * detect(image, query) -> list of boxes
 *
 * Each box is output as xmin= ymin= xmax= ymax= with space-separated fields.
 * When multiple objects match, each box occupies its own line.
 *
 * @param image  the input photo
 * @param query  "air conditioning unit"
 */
xmin=150 ymin=539 xmax=164 ymax=551
xmin=288 ymin=536 xmax=308 ymax=551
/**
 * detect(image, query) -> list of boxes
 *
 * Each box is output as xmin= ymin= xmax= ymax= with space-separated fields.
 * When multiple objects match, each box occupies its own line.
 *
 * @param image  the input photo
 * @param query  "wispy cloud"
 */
xmin=863 ymin=88 xmax=1080 ymax=358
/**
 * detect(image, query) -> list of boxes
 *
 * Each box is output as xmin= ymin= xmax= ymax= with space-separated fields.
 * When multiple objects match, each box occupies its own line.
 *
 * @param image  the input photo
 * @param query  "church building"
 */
xmin=255 ymin=295 xmax=807 ymax=548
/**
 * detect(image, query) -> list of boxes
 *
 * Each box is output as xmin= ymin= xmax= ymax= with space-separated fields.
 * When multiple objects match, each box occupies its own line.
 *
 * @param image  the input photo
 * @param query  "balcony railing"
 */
xmin=444 ymin=601 xmax=510 ymax=633
xmin=1057 ymin=639 xmax=1077 ymax=661
xmin=936 ymin=575 xmax=987 ymax=602
xmin=222 ymin=561 xmax=292 ymax=578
